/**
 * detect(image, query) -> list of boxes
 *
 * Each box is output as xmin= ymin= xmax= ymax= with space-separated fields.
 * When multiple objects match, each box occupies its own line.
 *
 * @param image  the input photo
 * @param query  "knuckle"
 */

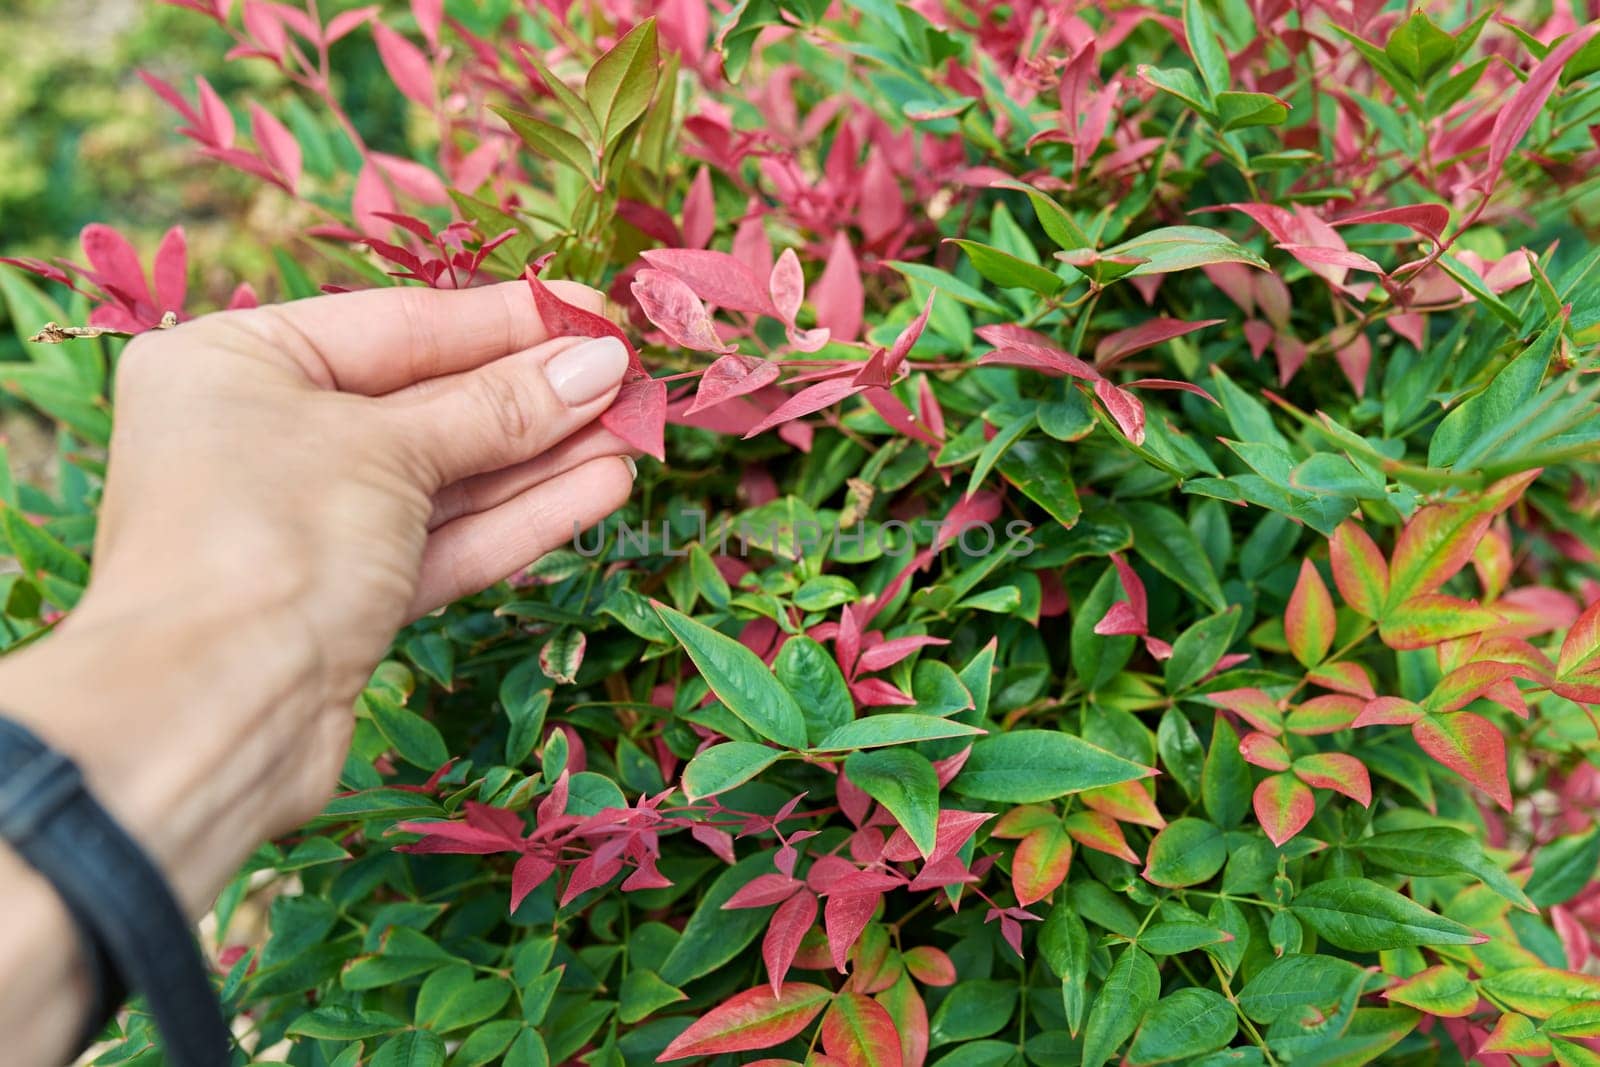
xmin=473 ymin=371 xmax=541 ymax=443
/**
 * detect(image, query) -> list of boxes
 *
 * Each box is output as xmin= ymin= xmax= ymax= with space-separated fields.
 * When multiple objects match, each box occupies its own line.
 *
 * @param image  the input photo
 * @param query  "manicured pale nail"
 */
xmin=545 ymin=337 xmax=628 ymax=406
xmin=622 ymin=456 xmax=638 ymax=481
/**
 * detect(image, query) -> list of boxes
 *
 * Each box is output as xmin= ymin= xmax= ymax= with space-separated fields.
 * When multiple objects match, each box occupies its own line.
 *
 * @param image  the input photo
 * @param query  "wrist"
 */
xmin=0 ymin=592 xmax=321 ymax=914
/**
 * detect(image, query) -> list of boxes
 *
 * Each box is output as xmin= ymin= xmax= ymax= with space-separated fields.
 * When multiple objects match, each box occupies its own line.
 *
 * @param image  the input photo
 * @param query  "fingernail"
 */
xmin=545 ymin=337 xmax=628 ymax=406
xmin=622 ymin=455 xmax=638 ymax=481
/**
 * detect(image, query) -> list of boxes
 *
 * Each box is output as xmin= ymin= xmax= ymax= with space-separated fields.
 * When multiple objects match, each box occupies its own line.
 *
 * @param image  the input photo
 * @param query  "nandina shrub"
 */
xmin=5 ymin=0 xmax=1600 ymax=1064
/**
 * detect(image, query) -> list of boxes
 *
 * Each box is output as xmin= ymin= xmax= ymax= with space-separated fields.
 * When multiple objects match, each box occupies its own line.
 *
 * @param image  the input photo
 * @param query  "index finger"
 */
xmin=242 ymin=278 xmax=606 ymax=395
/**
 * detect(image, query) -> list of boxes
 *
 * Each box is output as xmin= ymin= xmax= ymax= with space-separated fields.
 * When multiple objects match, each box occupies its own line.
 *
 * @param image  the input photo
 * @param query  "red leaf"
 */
xmin=1286 ymin=559 xmax=1336 ymax=668
xmin=1486 ymin=25 xmax=1600 ymax=185
xmin=373 ymin=22 xmax=436 ymax=107
xmin=812 ymin=232 xmax=864 ymax=342
xmin=1126 ymin=378 xmax=1217 ymax=403
xmin=725 ymin=873 xmax=805 ymax=909
xmin=1094 ymin=380 xmax=1146 ymax=445
xmin=411 ymin=0 xmax=443 ymax=47
xmin=764 ymin=889 xmax=819 ymax=995
xmin=857 ymin=635 xmax=949 ymax=674
xmin=633 ymin=269 xmax=735 ymax=354
xmin=152 ymin=226 xmax=188 ymax=317
xmin=510 ymin=854 xmax=556 ymax=911
xmin=887 ymin=293 xmax=936 ymax=369
xmin=1094 ymin=317 xmax=1222 ymax=368
xmin=1329 ymin=520 xmax=1389 ymax=619
xmin=1279 ymin=243 xmax=1385 ymax=274
xmin=249 ymin=102 xmax=302 ymax=192
xmin=352 ymin=162 xmax=398 ymax=239
xmin=641 ymin=248 xmax=777 ymax=316
xmin=683 ymin=167 xmax=715 ymax=249
xmin=525 ymin=271 xmax=642 ymax=373
xmin=1254 ymin=773 xmax=1316 ymax=846
xmin=1426 ymin=660 xmax=1524 ymax=714
xmin=864 ymin=388 xmax=942 ymax=448
xmin=975 ymin=324 xmax=1100 ymax=380
xmin=1335 ymin=331 xmax=1371 ymax=396
xmin=1413 ymin=712 xmax=1512 ymax=810
xmin=901 ymin=946 xmax=956 ymax=987
xmin=743 ymin=377 xmax=863 ymax=439
xmin=1292 ymin=753 xmax=1372 ymax=806
xmin=1063 ymin=810 xmax=1142 ymax=864
xmin=1080 ymin=780 xmax=1165 ymax=829
xmin=81 ymin=223 xmax=151 ymax=305
xmin=820 ymin=992 xmax=901 ymax=1067
xmin=656 ymin=983 xmax=832 ymax=1060
xmin=195 ymin=75 xmax=236 ymax=148
xmin=687 ymin=354 xmax=781 ymax=414
xmin=1332 ymin=205 xmax=1450 ymax=243
xmin=825 ymin=888 xmax=886 ymax=973
xmin=601 ymin=377 xmax=669 ymax=461
xmin=1240 ymin=731 xmax=1292 ymax=771
xmin=770 ymin=248 xmax=805 ymax=325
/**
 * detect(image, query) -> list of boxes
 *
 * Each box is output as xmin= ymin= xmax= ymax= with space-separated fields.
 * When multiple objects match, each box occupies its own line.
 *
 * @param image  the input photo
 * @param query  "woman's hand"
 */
xmin=0 ymin=280 xmax=636 ymax=1062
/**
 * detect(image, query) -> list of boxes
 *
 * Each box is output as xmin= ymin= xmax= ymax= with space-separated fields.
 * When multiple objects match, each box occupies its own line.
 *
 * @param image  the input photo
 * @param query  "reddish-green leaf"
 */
xmin=1306 ymin=660 xmax=1376 ymax=698
xmin=1354 ymin=697 xmax=1424 ymax=727
xmin=1287 ymin=694 xmax=1364 ymax=735
xmin=1384 ymin=965 xmax=1478 ymax=1017
xmin=1385 ymin=502 xmax=1493 ymax=612
xmin=1013 ymin=823 xmax=1074 ymax=905
xmin=1253 ymin=772 xmax=1316 ymax=846
xmin=1292 ymin=753 xmax=1371 ymax=806
xmin=1425 ymin=660 xmax=1523 ymax=714
xmin=1330 ymin=521 xmax=1389 ymax=618
xmin=1378 ymin=594 xmax=1501 ymax=650
xmin=1286 ymin=559 xmax=1337 ymax=667
xmin=1065 ymin=810 xmax=1142 ymax=863
xmin=901 ymin=947 xmax=956 ymax=987
xmin=1412 ymin=712 xmax=1512 ymax=811
xmin=657 ymin=983 xmax=832 ymax=1060
xmin=1081 ymin=779 xmax=1165 ymax=828
xmin=1207 ymin=687 xmax=1284 ymax=734
xmin=1479 ymin=967 xmax=1600 ymax=1018
xmin=820 ymin=992 xmax=900 ymax=1067
xmin=875 ymin=973 xmax=929 ymax=1067
xmin=1556 ymin=598 xmax=1600 ymax=700
xmin=1239 ymin=731 xmax=1291 ymax=771
xmin=1481 ymin=1013 xmax=1551 ymax=1057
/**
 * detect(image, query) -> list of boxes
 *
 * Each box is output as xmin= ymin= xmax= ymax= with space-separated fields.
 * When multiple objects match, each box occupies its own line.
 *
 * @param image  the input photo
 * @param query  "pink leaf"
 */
xmin=811 ymin=231 xmax=864 ymax=342
xmin=373 ymin=21 xmax=436 ymax=108
xmin=825 ymin=888 xmax=886 ymax=972
xmin=601 ymin=377 xmax=669 ymax=461
xmin=976 ymin=324 xmax=1099 ymax=380
xmin=863 ymin=388 xmax=942 ymax=448
xmin=725 ymin=873 xmax=805 ymax=909
xmin=510 ymin=854 xmax=556 ymax=911
xmin=1278 ymin=244 xmax=1386 ymax=274
xmin=764 ymin=889 xmax=818 ymax=995
xmin=1126 ymin=378 xmax=1218 ymax=403
xmin=632 ymin=269 xmax=735 ymax=354
xmin=1336 ymin=331 xmax=1371 ymax=396
xmin=1093 ymin=380 xmax=1146 ymax=444
xmin=857 ymin=635 xmax=949 ymax=674
xmin=411 ymin=0 xmax=443 ymax=49
xmin=81 ymin=223 xmax=151 ymax=305
xmin=524 ymin=272 xmax=641 ymax=373
xmin=732 ymin=203 xmax=775 ymax=279
xmin=887 ymin=293 xmax=936 ymax=369
xmin=683 ymin=166 xmax=715 ymax=249
xmin=1095 ymin=317 xmax=1222 ymax=368
xmin=769 ymin=248 xmax=805 ymax=325
xmin=152 ymin=227 xmax=187 ymax=316
xmin=249 ymin=102 xmax=302 ymax=193
xmin=1332 ymin=205 xmax=1450 ymax=243
xmin=687 ymin=354 xmax=781 ymax=414
xmin=1486 ymin=25 xmax=1600 ymax=185
xmin=743 ymin=377 xmax=863 ymax=439
xmin=195 ymin=76 xmax=236 ymax=148
xmin=324 ymin=5 xmax=379 ymax=43
xmin=352 ymin=162 xmax=398 ymax=239
xmin=640 ymin=248 xmax=776 ymax=316
xmin=372 ymin=151 xmax=449 ymax=204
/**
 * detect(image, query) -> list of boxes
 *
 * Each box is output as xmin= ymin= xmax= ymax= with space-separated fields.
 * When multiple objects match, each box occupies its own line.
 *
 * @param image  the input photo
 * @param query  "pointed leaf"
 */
xmin=657 ymin=983 xmax=831 ymax=1060
xmin=654 ymin=604 xmax=807 ymax=748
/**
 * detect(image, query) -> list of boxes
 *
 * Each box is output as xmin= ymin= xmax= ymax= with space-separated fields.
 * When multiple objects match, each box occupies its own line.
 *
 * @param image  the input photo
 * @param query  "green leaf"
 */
xmin=1140 ymin=66 xmax=1213 ymax=115
xmin=997 ymin=438 xmax=1082 ymax=528
xmin=501 ymin=662 xmax=551 ymax=766
xmin=366 ymin=693 xmax=449 ymax=771
xmin=812 ymin=713 xmax=985 ymax=751
xmin=1352 ymin=826 xmax=1535 ymax=912
xmin=681 ymin=742 xmax=784 ymax=800
xmin=1157 ymin=708 xmax=1205 ymax=799
xmin=1429 ymin=322 xmax=1560 ymax=468
xmin=1479 ymin=967 xmax=1600 ymax=1018
xmin=1215 ymin=91 xmax=1288 ymax=130
xmin=1143 ymin=818 xmax=1226 ymax=887
xmin=370 ymin=1030 xmax=447 ymax=1067
xmin=585 ymin=18 xmax=659 ymax=145
xmin=658 ymin=853 xmax=779 ymax=985
xmin=929 ymin=979 xmax=1019 ymax=1044
xmin=1165 ymin=607 xmax=1241 ymax=692
xmin=952 ymin=730 xmax=1151 ymax=803
xmin=948 ymin=239 xmax=1065 ymax=295
xmin=1128 ymin=988 xmax=1236 ymax=1064
xmin=845 ymin=748 xmax=940 ymax=858
xmin=1526 ymin=826 xmax=1600 ymax=907
xmin=1121 ymin=501 xmax=1228 ymax=612
xmin=491 ymin=106 xmax=596 ymax=176
xmin=454 ymin=1021 xmax=525 ymax=1067
xmin=774 ymin=636 xmax=855 ymax=743
xmin=654 ymin=603 xmax=808 ymax=748
xmin=1292 ymin=878 xmax=1486 ymax=951
xmin=415 ymin=965 xmax=513 ymax=1032
xmin=970 ymin=411 xmax=1035 ymax=495
xmin=1183 ymin=0 xmax=1230 ymax=99
xmin=993 ymin=179 xmax=1092 ymax=250
xmin=1385 ymin=12 xmax=1456 ymax=83
xmin=1236 ymin=953 xmax=1365 ymax=1022
xmin=1081 ymin=948 xmax=1159 ymax=1067
xmin=885 ymin=260 xmax=1008 ymax=314
xmin=1138 ymin=922 xmax=1233 ymax=955
xmin=287 ymin=1005 xmax=408 ymax=1040
xmin=1104 ymin=226 xmax=1268 ymax=277
xmin=618 ymin=968 xmax=686 ymax=1024
xmin=1202 ymin=720 xmax=1250 ymax=828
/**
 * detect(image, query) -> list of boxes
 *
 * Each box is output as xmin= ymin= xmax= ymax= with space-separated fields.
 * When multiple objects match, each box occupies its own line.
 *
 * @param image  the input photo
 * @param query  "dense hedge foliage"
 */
xmin=5 ymin=1 xmax=1600 ymax=1064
